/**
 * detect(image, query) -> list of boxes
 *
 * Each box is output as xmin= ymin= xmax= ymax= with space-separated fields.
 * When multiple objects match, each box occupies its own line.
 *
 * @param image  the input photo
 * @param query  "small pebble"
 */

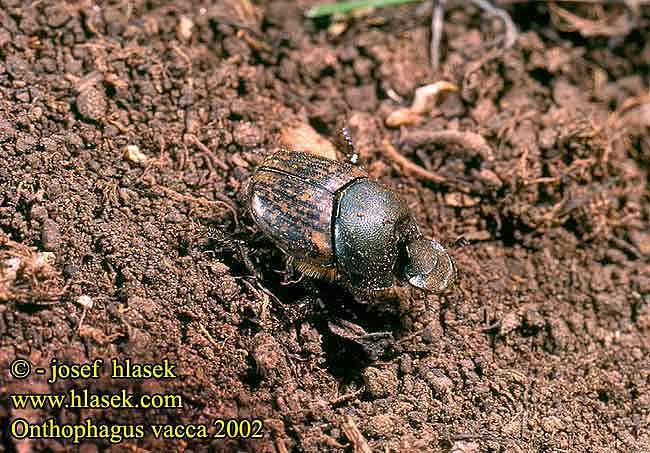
xmin=63 ymin=264 xmax=79 ymax=278
xmin=423 ymin=368 xmax=453 ymax=397
xmin=177 ymin=16 xmax=193 ymax=41
xmin=500 ymin=312 xmax=520 ymax=336
xmin=3 ymin=257 xmax=22 ymax=281
xmin=124 ymin=145 xmax=149 ymax=165
xmin=128 ymin=296 xmax=161 ymax=319
xmin=34 ymin=252 xmax=56 ymax=268
xmin=386 ymin=108 xmax=421 ymax=128
xmin=76 ymin=87 xmax=107 ymax=122
xmin=0 ymin=119 xmax=16 ymax=141
xmin=411 ymin=81 xmax=458 ymax=114
xmin=76 ymin=295 xmax=94 ymax=309
xmin=450 ymin=440 xmax=479 ymax=453
xmin=362 ymin=366 xmax=398 ymax=399
xmin=41 ymin=218 xmax=61 ymax=251
xmin=477 ymin=169 xmax=502 ymax=188
xmin=30 ymin=205 xmax=48 ymax=223
xmin=15 ymin=134 xmax=38 ymax=153
xmin=280 ymin=122 xmax=337 ymax=160
xmin=45 ymin=4 xmax=71 ymax=28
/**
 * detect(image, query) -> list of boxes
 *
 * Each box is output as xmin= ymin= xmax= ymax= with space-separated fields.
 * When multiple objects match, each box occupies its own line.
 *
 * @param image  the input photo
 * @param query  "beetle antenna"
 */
xmin=339 ymin=127 xmax=359 ymax=165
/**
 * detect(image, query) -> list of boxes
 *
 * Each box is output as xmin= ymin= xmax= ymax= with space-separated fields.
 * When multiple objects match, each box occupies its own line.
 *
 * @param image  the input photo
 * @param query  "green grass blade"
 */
xmin=305 ymin=0 xmax=423 ymax=19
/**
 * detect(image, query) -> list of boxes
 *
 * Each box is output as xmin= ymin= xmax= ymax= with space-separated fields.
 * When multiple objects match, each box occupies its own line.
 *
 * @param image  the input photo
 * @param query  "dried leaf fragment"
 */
xmin=280 ymin=122 xmax=338 ymax=160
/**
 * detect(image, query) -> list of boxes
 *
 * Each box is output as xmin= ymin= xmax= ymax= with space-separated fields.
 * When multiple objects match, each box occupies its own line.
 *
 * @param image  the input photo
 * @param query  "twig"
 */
xmin=382 ymin=139 xmax=450 ymax=185
xmin=549 ymin=2 xmax=636 ymax=37
xmin=187 ymin=134 xmax=229 ymax=171
xmin=609 ymin=235 xmax=646 ymax=261
xmin=400 ymin=129 xmax=495 ymax=161
xmin=171 ymin=44 xmax=193 ymax=78
xmin=430 ymin=0 xmax=445 ymax=72
xmin=608 ymin=93 xmax=650 ymax=128
xmin=151 ymin=184 xmax=240 ymax=228
xmin=198 ymin=323 xmax=221 ymax=349
xmin=384 ymin=129 xmax=495 ymax=192
xmin=329 ymin=387 xmax=365 ymax=405
xmin=430 ymin=0 xmax=517 ymax=71
xmin=341 ymin=416 xmax=372 ymax=453
xmin=472 ymin=0 xmax=518 ymax=49
xmin=275 ymin=438 xmax=289 ymax=453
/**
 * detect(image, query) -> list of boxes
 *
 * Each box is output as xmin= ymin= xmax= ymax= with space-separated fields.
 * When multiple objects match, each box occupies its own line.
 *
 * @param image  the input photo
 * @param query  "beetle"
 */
xmin=247 ymin=129 xmax=457 ymax=295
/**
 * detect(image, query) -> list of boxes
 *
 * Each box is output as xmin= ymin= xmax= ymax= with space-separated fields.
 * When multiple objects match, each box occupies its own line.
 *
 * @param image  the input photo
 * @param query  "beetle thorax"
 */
xmin=333 ymin=179 xmax=421 ymax=291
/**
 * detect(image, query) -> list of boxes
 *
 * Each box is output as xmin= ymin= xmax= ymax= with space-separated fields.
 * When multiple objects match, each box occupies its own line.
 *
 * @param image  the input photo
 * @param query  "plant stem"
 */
xmin=305 ymin=0 xmax=423 ymax=18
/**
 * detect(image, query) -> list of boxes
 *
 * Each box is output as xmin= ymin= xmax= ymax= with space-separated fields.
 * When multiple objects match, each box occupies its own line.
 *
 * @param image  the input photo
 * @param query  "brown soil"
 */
xmin=1 ymin=1 xmax=649 ymax=452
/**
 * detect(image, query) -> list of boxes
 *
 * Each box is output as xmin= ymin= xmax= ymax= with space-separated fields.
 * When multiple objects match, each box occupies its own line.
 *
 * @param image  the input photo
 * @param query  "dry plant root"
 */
xmin=382 ymin=129 xmax=494 ymax=192
xmin=382 ymin=139 xmax=449 ymax=185
xmin=0 ymin=233 xmax=64 ymax=305
xmin=341 ymin=416 xmax=372 ymax=453
xmin=430 ymin=0 xmax=518 ymax=71
xmin=609 ymin=93 xmax=650 ymax=129
xmin=386 ymin=81 xmax=458 ymax=127
xmin=400 ymin=129 xmax=495 ymax=161
xmin=549 ymin=2 xmax=637 ymax=38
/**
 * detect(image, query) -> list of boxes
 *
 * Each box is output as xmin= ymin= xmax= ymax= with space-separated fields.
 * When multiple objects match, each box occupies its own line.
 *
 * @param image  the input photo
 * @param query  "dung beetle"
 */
xmin=247 ymin=130 xmax=457 ymax=295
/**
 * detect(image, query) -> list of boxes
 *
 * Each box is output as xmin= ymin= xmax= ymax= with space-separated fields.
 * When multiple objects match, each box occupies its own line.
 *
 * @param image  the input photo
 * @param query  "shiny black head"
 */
xmin=399 ymin=239 xmax=457 ymax=292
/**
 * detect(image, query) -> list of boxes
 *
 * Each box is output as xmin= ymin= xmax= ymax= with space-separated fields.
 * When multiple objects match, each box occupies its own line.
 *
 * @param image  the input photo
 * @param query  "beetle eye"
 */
xmin=402 ymin=239 xmax=455 ymax=292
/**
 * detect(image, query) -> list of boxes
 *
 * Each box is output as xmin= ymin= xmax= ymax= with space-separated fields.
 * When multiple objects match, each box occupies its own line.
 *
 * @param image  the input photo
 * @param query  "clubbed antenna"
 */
xmin=339 ymin=127 xmax=359 ymax=164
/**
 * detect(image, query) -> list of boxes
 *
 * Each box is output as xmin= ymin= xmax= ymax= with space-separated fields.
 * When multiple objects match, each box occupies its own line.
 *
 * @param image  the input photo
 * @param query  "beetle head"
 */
xmin=400 ymin=239 xmax=457 ymax=292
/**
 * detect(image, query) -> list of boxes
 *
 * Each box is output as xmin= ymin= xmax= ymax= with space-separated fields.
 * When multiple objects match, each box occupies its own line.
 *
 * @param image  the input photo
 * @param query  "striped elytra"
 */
xmin=248 ymin=149 xmax=366 ymax=268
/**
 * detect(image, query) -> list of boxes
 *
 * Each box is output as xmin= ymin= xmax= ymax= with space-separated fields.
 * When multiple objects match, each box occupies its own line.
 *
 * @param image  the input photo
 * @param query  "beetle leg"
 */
xmin=452 ymin=235 xmax=470 ymax=249
xmin=441 ymin=235 xmax=469 ymax=250
xmin=328 ymin=319 xmax=394 ymax=361
xmin=294 ymin=260 xmax=338 ymax=281
xmin=339 ymin=127 xmax=360 ymax=165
